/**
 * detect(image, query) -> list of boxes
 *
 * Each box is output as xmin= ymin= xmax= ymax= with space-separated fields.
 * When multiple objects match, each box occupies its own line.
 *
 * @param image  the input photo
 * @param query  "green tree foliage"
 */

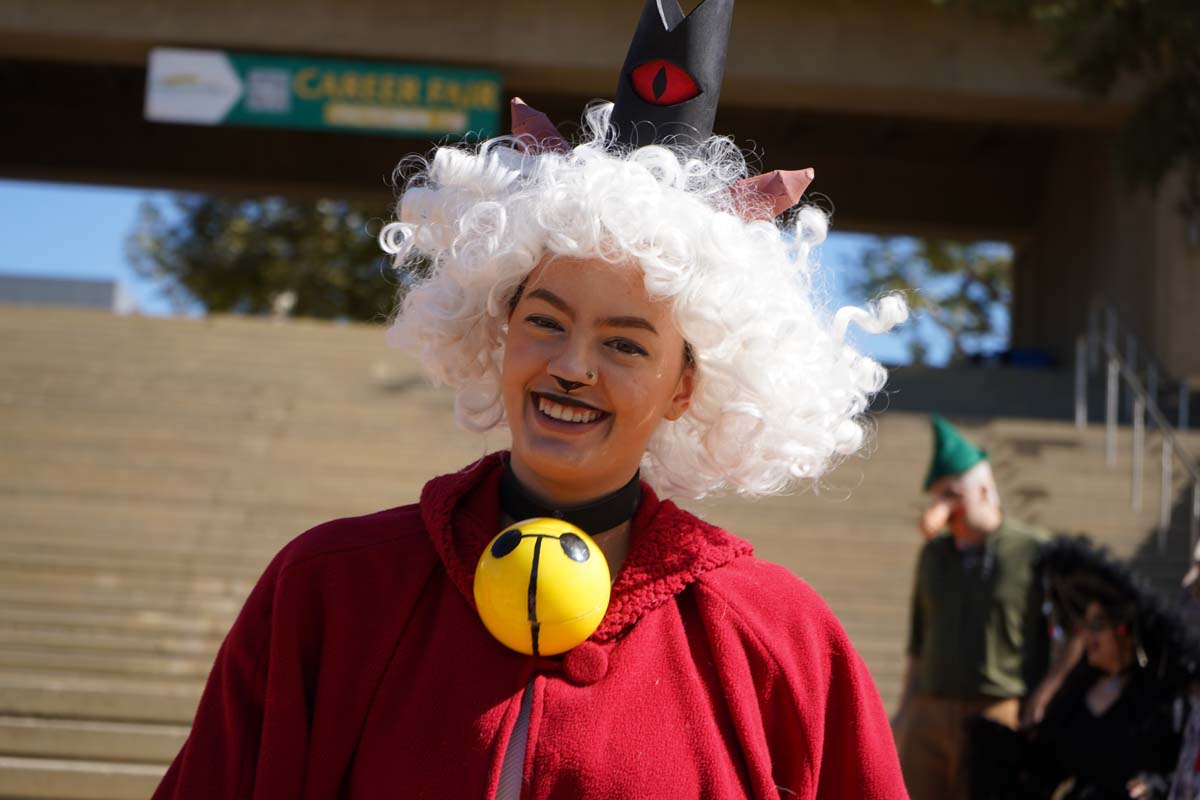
xmin=848 ymin=239 xmax=1013 ymax=364
xmin=934 ymin=0 xmax=1200 ymax=214
xmin=127 ymin=195 xmax=401 ymax=320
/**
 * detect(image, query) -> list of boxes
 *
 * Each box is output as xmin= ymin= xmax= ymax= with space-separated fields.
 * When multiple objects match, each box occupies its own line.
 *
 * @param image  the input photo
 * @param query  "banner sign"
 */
xmin=145 ymin=47 xmax=502 ymax=139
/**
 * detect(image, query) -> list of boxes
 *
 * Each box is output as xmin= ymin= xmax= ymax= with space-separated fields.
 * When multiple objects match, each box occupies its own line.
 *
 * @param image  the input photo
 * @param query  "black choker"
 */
xmin=499 ymin=463 xmax=642 ymax=535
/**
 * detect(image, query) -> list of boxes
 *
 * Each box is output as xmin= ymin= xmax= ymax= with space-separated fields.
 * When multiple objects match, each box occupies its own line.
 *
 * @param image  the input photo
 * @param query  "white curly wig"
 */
xmin=380 ymin=104 xmax=906 ymax=500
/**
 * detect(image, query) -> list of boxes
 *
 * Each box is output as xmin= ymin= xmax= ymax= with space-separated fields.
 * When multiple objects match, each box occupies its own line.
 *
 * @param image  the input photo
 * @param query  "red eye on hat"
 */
xmin=629 ymin=59 xmax=701 ymax=106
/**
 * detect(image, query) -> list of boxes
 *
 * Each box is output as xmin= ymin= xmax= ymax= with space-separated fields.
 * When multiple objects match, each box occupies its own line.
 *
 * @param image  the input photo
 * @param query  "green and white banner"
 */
xmin=145 ymin=47 xmax=502 ymax=139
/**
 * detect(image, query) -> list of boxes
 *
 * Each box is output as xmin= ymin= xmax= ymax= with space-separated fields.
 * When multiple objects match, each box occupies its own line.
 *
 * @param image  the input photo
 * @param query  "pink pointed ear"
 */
xmin=732 ymin=168 xmax=815 ymax=221
xmin=510 ymin=97 xmax=570 ymax=154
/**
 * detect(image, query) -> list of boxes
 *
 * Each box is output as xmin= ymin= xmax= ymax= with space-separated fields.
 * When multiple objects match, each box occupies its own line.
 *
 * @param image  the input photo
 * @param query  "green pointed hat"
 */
xmin=924 ymin=415 xmax=988 ymax=491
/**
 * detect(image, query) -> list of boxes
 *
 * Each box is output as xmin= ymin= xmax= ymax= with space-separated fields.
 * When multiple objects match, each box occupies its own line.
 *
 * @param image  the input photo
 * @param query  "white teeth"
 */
xmin=537 ymin=396 xmax=601 ymax=424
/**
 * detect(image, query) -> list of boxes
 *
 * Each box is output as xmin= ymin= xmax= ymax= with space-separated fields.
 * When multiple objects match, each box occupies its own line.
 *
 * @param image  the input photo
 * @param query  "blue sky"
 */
xmin=0 ymin=178 xmax=984 ymax=365
xmin=0 ymin=180 xmax=180 ymax=316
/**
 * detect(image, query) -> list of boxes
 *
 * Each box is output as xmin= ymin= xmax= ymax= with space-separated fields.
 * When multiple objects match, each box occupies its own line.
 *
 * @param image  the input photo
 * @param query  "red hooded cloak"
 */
xmin=153 ymin=453 xmax=907 ymax=799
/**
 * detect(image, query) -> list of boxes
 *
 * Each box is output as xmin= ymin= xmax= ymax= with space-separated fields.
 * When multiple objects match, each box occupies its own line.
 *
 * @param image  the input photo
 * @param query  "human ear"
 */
xmin=664 ymin=362 xmax=695 ymax=422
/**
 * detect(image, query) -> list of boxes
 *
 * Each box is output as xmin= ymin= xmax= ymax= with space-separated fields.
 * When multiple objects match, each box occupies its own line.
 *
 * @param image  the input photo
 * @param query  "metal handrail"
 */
xmin=1085 ymin=299 xmax=1190 ymax=429
xmin=1074 ymin=312 xmax=1199 ymax=556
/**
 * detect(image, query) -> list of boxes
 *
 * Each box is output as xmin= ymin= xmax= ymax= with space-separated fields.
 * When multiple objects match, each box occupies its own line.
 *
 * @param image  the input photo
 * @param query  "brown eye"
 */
xmin=630 ymin=60 xmax=701 ymax=106
xmin=527 ymin=315 xmax=563 ymax=331
xmin=607 ymin=338 xmax=648 ymax=357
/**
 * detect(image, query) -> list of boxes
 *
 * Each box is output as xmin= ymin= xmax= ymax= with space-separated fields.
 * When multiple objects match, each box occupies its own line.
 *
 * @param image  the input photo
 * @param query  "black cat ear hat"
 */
xmin=608 ymin=0 xmax=733 ymax=148
xmin=511 ymin=0 xmax=815 ymax=222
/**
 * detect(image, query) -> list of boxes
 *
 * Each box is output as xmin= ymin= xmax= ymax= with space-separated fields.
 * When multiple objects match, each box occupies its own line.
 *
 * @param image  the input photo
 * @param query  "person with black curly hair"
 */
xmin=967 ymin=537 xmax=1196 ymax=800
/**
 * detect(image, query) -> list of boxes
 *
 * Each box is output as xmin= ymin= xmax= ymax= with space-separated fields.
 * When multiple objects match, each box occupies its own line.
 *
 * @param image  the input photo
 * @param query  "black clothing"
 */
xmin=967 ymin=664 xmax=1182 ymax=800
xmin=1029 ymin=664 xmax=1180 ymax=799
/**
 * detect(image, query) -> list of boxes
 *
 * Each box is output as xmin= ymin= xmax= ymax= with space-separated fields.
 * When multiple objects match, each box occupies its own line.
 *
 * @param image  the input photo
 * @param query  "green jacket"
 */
xmin=907 ymin=519 xmax=1049 ymax=698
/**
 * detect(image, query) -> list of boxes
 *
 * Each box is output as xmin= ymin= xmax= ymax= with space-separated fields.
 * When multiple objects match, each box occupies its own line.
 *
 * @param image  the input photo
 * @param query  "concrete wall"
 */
xmin=1013 ymin=133 xmax=1200 ymax=380
xmin=0 ymin=275 xmax=118 ymax=311
xmin=1150 ymin=173 xmax=1200 ymax=381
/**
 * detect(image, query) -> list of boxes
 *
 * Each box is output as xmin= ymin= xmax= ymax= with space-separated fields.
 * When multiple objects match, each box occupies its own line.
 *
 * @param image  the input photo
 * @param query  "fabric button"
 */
xmin=563 ymin=641 xmax=608 ymax=686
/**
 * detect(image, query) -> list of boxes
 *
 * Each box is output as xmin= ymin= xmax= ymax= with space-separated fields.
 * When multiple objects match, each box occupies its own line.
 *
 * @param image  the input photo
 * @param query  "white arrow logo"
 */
xmin=145 ymin=48 xmax=245 ymax=126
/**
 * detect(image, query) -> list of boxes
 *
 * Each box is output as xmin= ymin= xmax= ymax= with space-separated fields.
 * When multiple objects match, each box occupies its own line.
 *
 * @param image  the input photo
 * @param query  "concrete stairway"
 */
xmin=0 ymin=306 xmax=1195 ymax=799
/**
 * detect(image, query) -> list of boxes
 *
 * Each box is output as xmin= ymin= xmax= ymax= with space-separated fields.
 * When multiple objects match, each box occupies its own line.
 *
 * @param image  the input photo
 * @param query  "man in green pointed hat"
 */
xmin=918 ymin=414 xmax=992 ymax=539
xmin=893 ymin=415 xmax=1054 ymax=800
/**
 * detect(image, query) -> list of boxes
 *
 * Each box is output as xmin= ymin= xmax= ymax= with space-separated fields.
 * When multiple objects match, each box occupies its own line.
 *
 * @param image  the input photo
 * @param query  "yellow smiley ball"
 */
xmin=474 ymin=518 xmax=611 ymax=657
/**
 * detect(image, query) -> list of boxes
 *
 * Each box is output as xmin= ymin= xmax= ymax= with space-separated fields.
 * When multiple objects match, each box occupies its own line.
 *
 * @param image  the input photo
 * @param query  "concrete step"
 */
xmin=0 ymin=549 xmax=265 ymax=583
xmin=0 ymin=465 xmax=411 ymax=513
xmin=0 ymin=567 xmax=255 ymax=603
xmin=0 ymin=625 xmax=220 ymax=660
xmin=0 ymin=536 xmax=280 ymax=569
xmin=0 ymin=673 xmax=200 ymax=725
xmin=0 ymin=585 xmax=242 ymax=619
xmin=0 ymin=755 xmax=165 ymax=799
xmin=0 ymin=606 xmax=233 ymax=639
xmin=0 ymin=648 xmax=212 ymax=682
xmin=0 ymin=717 xmax=186 ymax=764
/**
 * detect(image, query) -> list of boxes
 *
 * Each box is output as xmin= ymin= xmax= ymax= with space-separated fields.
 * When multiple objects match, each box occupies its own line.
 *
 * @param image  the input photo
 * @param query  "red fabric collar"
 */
xmin=419 ymin=453 xmax=753 ymax=642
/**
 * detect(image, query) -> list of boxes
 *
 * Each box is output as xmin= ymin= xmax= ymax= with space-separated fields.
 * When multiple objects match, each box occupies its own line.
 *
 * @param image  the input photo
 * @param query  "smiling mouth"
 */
xmin=531 ymin=392 xmax=610 ymax=425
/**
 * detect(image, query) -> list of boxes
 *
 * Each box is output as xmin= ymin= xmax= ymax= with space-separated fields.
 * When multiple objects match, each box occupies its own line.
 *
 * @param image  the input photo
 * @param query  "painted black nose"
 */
xmin=553 ymin=375 xmax=585 ymax=393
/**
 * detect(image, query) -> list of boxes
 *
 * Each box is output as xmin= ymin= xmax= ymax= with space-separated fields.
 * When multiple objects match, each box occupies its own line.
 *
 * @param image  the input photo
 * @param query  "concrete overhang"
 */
xmin=0 ymin=0 xmax=1135 ymax=128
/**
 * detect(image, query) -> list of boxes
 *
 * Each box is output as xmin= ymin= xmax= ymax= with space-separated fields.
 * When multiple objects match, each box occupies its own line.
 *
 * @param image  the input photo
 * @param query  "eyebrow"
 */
xmin=602 ymin=315 xmax=658 ymax=335
xmin=526 ymin=289 xmax=659 ymax=335
xmin=526 ymin=288 xmax=571 ymax=315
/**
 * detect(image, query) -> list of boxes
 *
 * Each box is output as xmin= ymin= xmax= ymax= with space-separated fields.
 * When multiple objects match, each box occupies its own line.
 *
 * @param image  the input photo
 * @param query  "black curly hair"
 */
xmin=1035 ymin=535 xmax=1200 ymax=689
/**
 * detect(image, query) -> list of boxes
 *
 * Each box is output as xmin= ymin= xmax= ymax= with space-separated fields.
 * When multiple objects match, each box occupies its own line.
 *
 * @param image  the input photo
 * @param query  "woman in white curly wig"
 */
xmin=154 ymin=3 xmax=910 ymax=799
xmin=387 ymin=114 xmax=902 ymax=501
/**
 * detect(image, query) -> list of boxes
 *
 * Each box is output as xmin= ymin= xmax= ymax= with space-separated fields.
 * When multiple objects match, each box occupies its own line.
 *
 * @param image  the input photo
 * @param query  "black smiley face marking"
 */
xmin=490 ymin=528 xmax=523 ymax=558
xmin=559 ymin=533 xmax=590 ymax=563
xmin=492 ymin=528 xmax=591 ymax=563
xmin=490 ymin=525 xmax=591 ymax=657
